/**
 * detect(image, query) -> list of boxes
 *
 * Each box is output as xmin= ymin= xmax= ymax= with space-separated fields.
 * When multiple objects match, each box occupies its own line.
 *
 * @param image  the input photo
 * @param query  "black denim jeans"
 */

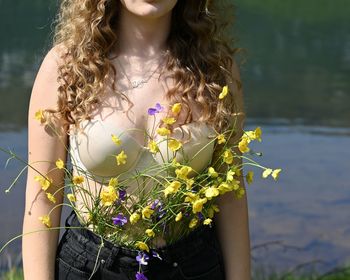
xmin=55 ymin=210 xmax=226 ymax=280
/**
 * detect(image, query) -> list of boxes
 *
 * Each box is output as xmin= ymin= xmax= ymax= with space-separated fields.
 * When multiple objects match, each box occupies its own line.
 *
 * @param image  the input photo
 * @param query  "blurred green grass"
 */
xmin=1 ymin=268 xmax=23 ymax=280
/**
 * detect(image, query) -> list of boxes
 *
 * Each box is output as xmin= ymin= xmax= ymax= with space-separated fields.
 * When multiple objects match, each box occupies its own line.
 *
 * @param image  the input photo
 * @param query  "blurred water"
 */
xmin=0 ymin=0 xmax=349 ymax=276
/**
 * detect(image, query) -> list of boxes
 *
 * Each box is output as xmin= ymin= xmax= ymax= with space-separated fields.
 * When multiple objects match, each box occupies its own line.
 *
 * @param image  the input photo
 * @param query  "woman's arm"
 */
xmin=22 ymin=46 xmax=68 ymax=280
xmin=213 ymin=60 xmax=251 ymax=280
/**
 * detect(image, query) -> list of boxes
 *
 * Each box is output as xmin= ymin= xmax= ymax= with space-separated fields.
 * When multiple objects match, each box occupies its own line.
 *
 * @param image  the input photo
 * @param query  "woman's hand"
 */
xmin=22 ymin=46 xmax=68 ymax=280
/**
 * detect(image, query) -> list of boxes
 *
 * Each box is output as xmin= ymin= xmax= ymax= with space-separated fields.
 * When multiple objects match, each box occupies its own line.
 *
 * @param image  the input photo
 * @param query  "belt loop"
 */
xmin=65 ymin=209 xmax=76 ymax=227
xmin=104 ymin=246 xmax=120 ymax=269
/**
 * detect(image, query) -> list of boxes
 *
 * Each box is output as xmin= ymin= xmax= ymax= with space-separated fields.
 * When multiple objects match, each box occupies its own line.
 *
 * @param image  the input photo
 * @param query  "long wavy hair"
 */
xmin=44 ymin=0 xmax=245 ymax=139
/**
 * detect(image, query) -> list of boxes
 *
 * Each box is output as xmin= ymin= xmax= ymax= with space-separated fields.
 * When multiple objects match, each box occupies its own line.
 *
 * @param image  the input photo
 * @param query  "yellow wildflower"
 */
xmin=100 ymin=185 xmax=118 ymax=206
xmin=148 ymin=140 xmax=159 ymax=154
xmin=262 ymin=168 xmax=273 ymax=178
xmin=145 ymin=229 xmax=155 ymax=238
xmin=246 ymin=171 xmax=254 ymax=185
xmin=142 ymin=206 xmax=154 ymax=219
xmin=208 ymin=204 xmax=220 ymax=218
xmin=236 ymin=187 xmax=246 ymax=198
xmin=163 ymin=188 xmax=173 ymax=198
xmin=171 ymin=103 xmax=182 ymax=114
xmin=243 ymin=127 xmax=262 ymax=143
xmin=175 ymin=212 xmax=183 ymax=222
xmin=217 ymin=134 xmax=226 ymax=144
xmin=34 ymin=109 xmax=45 ymax=123
xmin=192 ymin=198 xmax=208 ymax=213
xmin=185 ymin=178 xmax=195 ymax=190
xmin=232 ymin=167 xmax=242 ymax=177
xmin=34 ymin=175 xmax=52 ymax=191
xmin=41 ymin=176 xmax=52 ymax=191
xmin=171 ymin=157 xmax=181 ymax=167
xmin=111 ymin=134 xmax=122 ymax=146
xmin=130 ymin=212 xmax=141 ymax=225
xmin=189 ymin=217 xmax=198 ymax=229
xmin=163 ymin=180 xmax=181 ymax=197
xmin=168 ymin=138 xmax=182 ymax=152
xmin=226 ymin=169 xmax=236 ymax=182
xmin=271 ymin=168 xmax=282 ymax=181
xmin=238 ymin=137 xmax=250 ymax=153
xmin=244 ymin=132 xmax=255 ymax=143
xmin=204 ymin=187 xmax=219 ymax=200
xmin=108 ymin=177 xmax=118 ymax=187
xmin=208 ymin=167 xmax=218 ymax=178
xmin=184 ymin=192 xmax=199 ymax=203
xmin=116 ymin=150 xmax=127 ymax=165
xmin=55 ymin=159 xmax=64 ymax=169
xmin=87 ymin=212 xmax=93 ymax=222
xmin=157 ymin=127 xmax=171 ymax=136
xmin=254 ymin=127 xmax=262 ymax=142
xmin=67 ymin=193 xmax=76 ymax=202
xmin=33 ymin=175 xmax=41 ymax=182
xmin=218 ymin=85 xmax=229 ymax=99
xmin=203 ymin=218 xmax=212 ymax=225
xmin=217 ymin=181 xmax=239 ymax=195
xmin=222 ymin=149 xmax=234 ymax=164
xmin=162 ymin=117 xmax=176 ymax=125
xmin=46 ymin=192 xmax=56 ymax=204
xmin=175 ymin=166 xmax=193 ymax=180
xmin=38 ymin=215 xmax=51 ymax=228
xmin=135 ymin=241 xmax=150 ymax=252
xmin=217 ymin=182 xmax=230 ymax=194
xmin=72 ymin=175 xmax=84 ymax=185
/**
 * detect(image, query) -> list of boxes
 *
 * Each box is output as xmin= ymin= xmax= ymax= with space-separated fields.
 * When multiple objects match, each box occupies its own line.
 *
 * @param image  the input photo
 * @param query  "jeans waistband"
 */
xmin=63 ymin=210 xmax=217 ymax=265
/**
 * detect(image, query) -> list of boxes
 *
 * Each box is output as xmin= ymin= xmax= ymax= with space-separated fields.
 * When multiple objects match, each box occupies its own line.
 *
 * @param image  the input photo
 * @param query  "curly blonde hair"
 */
xmin=44 ymin=0 xmax=245 ymax=138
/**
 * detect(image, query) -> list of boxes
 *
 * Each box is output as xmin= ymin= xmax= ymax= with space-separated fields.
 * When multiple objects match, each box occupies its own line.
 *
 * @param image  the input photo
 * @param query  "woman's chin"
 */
xmin=121 ymin=0 xmax=177 ymax=19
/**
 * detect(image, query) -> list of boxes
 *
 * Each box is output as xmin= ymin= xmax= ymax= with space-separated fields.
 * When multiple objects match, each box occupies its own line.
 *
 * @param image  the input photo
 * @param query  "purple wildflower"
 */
xmin=197 ymin=212 xmax=204 ymax=220
xmin=158 ymin=208 xmax=166 ymax=219
xmin=155 ymin=103 xmax=163 ymax=111
xmin=147 ymin=103 xmax=164 ymax=116
xmin=151 ymin=250 xmax=162 ymax=260
xmin=150 ymin=199 xmax=160 ymax=210
xmin=136 ymin=252 xmax=150 ymax=265
xmin=136 ymin=272 xmax=148 ymax=280
xmin=112 ymin=213 xmax=128 ymax=226
xmin=119 ymin=189 xmax=127 ymax=201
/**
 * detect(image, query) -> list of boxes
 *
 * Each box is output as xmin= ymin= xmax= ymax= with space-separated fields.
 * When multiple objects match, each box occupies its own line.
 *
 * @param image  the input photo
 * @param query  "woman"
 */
xmin=22 ymin=0 xmax=251 ymax=279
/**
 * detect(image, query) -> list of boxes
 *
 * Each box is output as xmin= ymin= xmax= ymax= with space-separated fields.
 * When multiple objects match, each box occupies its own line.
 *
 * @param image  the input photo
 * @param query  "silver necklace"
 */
xmin=116 ymin=55 xmax=165 ymax=90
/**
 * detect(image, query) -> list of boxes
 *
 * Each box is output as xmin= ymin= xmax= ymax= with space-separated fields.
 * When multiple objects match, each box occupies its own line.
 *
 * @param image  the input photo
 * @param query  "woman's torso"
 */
xmin=66 ymin=65 xmax=217 ymax=247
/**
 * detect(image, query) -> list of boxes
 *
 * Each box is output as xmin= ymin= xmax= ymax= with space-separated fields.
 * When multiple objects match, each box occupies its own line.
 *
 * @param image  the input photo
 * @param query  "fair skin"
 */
xmin=213 ymin=66 xmax=251 ymax=280
xmin=22 ymin=1 xmax=251 ymax=279
xmin=22 ymin=46 xmax=68 ymax=280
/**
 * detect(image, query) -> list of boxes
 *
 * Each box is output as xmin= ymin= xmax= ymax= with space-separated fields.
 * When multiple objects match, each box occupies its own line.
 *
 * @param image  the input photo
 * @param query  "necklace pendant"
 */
xmin=131 ymin=79 xmax=146 ymax=89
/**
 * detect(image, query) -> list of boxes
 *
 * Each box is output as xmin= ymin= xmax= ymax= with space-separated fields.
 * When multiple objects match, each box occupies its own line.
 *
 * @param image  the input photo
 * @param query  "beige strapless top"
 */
xmin=67 ymin=117 xmax=217 ymax=247
xmin=69 ymin=118 xmax=217 ymax=185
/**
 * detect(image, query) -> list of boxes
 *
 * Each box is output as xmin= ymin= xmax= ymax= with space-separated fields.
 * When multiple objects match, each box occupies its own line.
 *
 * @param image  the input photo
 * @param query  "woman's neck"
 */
xmin=115 ymin=7 xmax=172 ymax=59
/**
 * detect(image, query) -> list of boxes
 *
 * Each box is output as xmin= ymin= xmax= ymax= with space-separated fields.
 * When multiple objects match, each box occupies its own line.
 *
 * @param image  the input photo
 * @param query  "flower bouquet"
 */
xmin=0 ymin=85 xmax=282 ymax=280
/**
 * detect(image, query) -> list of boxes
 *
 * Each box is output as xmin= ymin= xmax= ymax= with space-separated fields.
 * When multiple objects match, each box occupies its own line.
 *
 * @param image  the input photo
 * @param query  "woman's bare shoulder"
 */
xmin=39 ymin=43 xmax=68 ymax=76
xmin=28 ymin=44 xmax=69 ymax=135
